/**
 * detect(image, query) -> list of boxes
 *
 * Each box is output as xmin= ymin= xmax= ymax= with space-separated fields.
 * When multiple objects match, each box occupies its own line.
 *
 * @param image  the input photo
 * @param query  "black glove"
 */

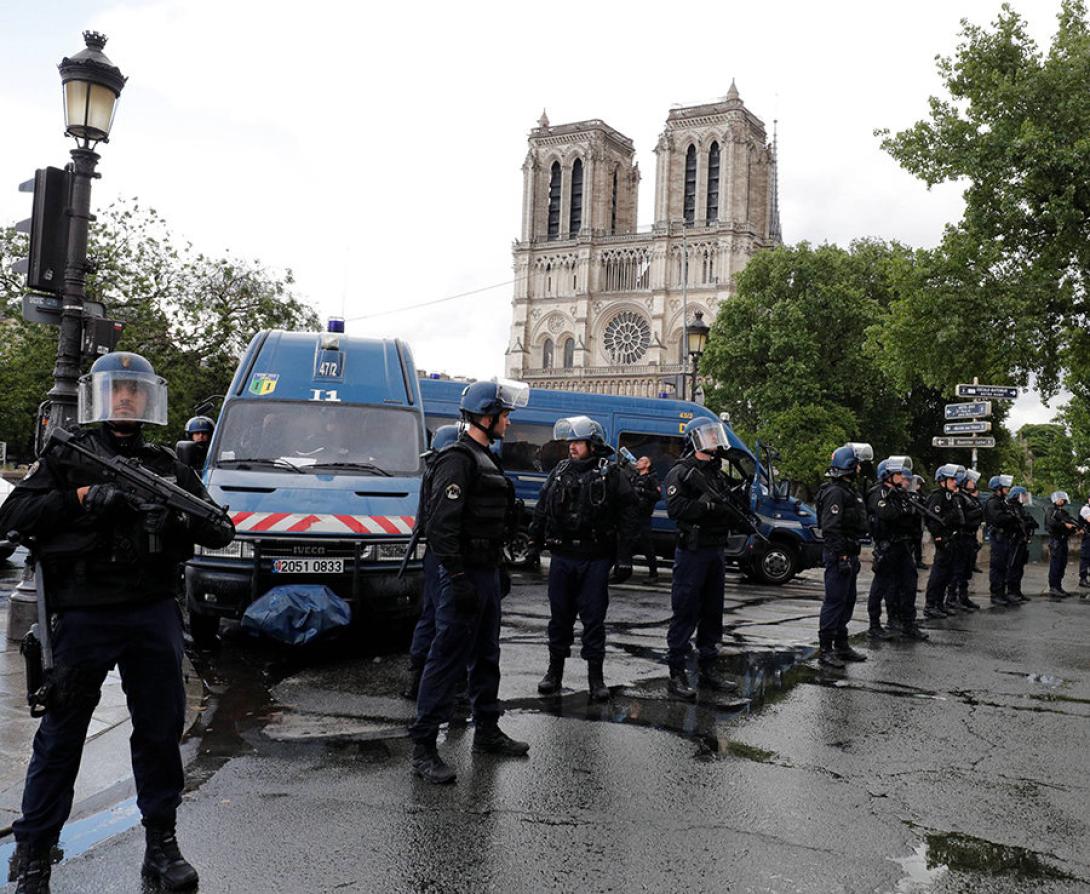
xmin=82 ymin=484 xmax=130 ymax=518
xmin=609 ymin=562 xmax=633 ymax=585
xmin=450 ymin=573 xmax=479 ymax=616
xmin=499 ymin=568 xmax=512 ymax=599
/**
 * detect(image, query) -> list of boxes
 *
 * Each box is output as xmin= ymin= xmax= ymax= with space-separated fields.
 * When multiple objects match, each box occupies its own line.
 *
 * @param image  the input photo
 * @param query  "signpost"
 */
xmin=956 ymin=383 xmax=1019 ymax=399
xmin=933 ymin=436 xmax=997 ymax=449
xmin=943 ymin=421 xmax=992 ymax=435
xmin=945 ymin=401 xmax=991 ymax=420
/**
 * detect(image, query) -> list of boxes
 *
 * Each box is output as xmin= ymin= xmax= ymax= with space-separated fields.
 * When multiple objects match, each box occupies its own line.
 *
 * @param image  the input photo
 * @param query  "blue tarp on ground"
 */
xmin=241 ymin=585 xmax=351 ymax=646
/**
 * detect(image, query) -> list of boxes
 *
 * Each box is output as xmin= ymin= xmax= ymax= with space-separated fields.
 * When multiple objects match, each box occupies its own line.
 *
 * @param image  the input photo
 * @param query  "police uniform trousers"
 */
xmin=868 ymin=541 xmax=915 ymax=626
xmin=1049 ymin=538 xmax=1069 ymax=590
xmin=947 ymin=536 xmax=977 ymax=600
xmin=924 ymin=542 xmax=957 ymax=608
xmin=667 ymin=546 xmax=724 ymax=670
xmin=409 ymin=564 xmax=502 ymax=743
xmin=1006 ymin=538 xmax=1028 ymax=595
xmin=1080 ymin=535 xmax=1090 ymax=581
xmin=635 ymin=522 xmax=658 ymax=575
xmin=15 ymin=598 xmax=186 ymax=847
xmin=866 ymin=554 xmax=891 ymax=627
xmin=546 ymin=552 xmax=612 ymax=662
xmin=408 ymin=547 xmax=440 ymax=667
xmin=988 ymin=533 xmax=1010 ymax=597
xmin=819 ymin=550 xmax=860 ymax=649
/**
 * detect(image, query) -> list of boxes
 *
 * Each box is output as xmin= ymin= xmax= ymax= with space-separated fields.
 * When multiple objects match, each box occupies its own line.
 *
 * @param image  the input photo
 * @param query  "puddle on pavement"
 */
xmin=892 ymin=827 xmax=1077 ymax=890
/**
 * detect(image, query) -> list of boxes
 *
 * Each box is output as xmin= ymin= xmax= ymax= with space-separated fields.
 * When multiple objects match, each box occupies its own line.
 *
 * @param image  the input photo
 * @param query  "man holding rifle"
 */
xmin=0 ymin=352 xmax=234 ymax=894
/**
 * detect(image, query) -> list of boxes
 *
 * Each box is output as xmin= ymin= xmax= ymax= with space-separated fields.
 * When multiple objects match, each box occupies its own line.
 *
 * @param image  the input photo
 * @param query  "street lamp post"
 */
xmin=46 ymin=31 xmax=125 ymax=437
xmin=685 ymin=309 xmax=709 ymax=402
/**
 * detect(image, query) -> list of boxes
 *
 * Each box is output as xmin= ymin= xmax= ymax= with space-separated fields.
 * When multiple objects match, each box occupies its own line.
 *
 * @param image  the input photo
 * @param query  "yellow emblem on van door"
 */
xmin=248 ymin=373 xmax=279 ymax=396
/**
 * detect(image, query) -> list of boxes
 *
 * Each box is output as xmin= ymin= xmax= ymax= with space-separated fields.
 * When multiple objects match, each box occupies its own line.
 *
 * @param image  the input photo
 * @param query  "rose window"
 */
xmin=603 ymin=311 xmax=651 ymax=365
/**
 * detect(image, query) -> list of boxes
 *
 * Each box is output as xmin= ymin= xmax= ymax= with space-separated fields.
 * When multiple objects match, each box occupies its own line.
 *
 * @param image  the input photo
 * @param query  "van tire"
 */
xmin=189 ymin=610 xmax=220 ymax=649
xmin=752 ymin=541 xmax=798 ymax=586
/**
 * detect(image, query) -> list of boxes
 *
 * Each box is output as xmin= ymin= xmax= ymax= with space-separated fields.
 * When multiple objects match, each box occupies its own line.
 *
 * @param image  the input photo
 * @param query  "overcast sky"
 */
xmin=0 ymin=0 xmax=1072 ymax=432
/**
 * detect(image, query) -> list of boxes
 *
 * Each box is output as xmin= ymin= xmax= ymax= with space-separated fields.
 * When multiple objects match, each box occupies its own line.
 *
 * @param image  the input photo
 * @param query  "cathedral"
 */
xmin=505 ymin=82 xmax=781 ymax=397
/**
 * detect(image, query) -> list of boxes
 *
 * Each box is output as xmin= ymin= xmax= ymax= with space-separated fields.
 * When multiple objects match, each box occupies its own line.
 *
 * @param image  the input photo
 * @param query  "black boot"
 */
xmin=1048 ymin=587 xmax=1069 ymax=599
xmin=990 ymin=591 xmax=1013 ymax=606
xmin=411 ymin=740 xmax=456 ymax=784
xmin=401 ymin=661 xmax=424 ymax=700
xmin=668 ymin=668 xmax=696 ymax=700
xmin=13 ymin=845 xmax=51 ymax=894
xmin=698 ymin=660 xmax=737 ymax=692
xmin=923 ymin=603 xmax=948 ymax=619
xmin=142 ymin=825 xmax=199 ymax=891
xmin=867 ymin=624 xmax=893 ymax=640
xmin=818 ymin=648 xmax=846 ymax=668
xmin=537 ymin=655 xmax=565 ymax=695
xmin=903 ymin=624 xmax=930 ymax=641
xmin=587 ymin=660 xmax=610 ymax=702
xmin=943 ymin=598 xmax=962 ymax=614
xmin=473 ymin=723 xmax=530 ymax=756
xmin=835 ymin=643 xmax=868 ymax=662
xmin=959 ymin=594 xmax=980 ymax=611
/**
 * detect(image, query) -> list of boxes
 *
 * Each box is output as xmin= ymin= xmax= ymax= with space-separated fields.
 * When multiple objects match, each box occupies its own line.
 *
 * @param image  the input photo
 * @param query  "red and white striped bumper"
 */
xmin=229 ymin=512 xmax=415 ymax=536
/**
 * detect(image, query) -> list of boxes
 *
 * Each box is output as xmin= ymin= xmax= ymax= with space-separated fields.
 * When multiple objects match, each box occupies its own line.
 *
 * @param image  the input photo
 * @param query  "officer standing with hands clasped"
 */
xmin=409 ymin=378 xmax=531 ymax=785
xmin=0 ymin=352 xmax=234 ymax=894
xmin=815 ymin=442 xmax=873 ymax=668
xmin=663 ymin=418 xmax=749 ymax=699
xmin=1044 ymin=491 xmax=1078 ymax=598
xmin=530 ymin=416 xmax=637 ymax=701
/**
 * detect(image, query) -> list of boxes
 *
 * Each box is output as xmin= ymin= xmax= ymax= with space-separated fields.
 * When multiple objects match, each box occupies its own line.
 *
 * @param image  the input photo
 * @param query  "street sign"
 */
xmin=944 ymin=421 xmax=992 ymax=434
xmin=932 ymin=436 xmax=997 ymax=448
xmin=21 ymin=293 xmax=62 ymax=325
xmin=956 ymin=383 xmax=1018 ymax=399
xmin=945 ymin=401 xmax=992 ymax=419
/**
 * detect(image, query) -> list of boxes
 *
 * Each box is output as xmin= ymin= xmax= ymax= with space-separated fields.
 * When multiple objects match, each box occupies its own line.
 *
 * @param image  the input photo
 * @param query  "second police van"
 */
xmin=184 ymin=321 xmax=427 ymax=646
xmin=418 ymin=376 xmax=823 ymax=585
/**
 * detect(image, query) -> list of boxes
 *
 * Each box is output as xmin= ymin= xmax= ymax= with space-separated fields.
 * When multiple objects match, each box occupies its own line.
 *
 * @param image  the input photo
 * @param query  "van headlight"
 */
xmin=195 ymin=540 xmax=253 ymax=559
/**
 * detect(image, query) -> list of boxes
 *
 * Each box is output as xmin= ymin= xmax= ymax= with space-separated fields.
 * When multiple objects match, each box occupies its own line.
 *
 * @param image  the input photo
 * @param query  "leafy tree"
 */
xmin=1007 ymin=422 xmax=1085 ymax=497
xmin=877 ymin=0 xmax=1090 ymax=397
xmin=0 ymin=200 xmax=318 ymax=461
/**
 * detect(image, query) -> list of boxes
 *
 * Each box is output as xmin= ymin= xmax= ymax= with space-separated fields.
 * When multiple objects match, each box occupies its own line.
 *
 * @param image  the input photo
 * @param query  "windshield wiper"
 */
xmin=217 ymin=457 xmax=306 ymax=473
xmin=309 ymin=461 xmax=393 ymax=477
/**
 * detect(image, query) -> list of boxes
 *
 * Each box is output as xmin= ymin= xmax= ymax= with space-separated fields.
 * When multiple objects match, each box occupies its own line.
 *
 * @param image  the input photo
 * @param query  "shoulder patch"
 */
xmin=877 ymin=500 xmax=886 ymax=508
xmin=445 ymin=483 xmax=462 ymax=501
xmin=667 ymin=484 xmax=678 ymax=496
xmin=830 ymin=504 xmax=840 ymax=514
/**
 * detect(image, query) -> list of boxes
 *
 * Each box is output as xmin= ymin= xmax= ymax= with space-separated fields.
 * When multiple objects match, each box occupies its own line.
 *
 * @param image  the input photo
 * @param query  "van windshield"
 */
xmin=214 ymin=401 xmax=423 ymax=475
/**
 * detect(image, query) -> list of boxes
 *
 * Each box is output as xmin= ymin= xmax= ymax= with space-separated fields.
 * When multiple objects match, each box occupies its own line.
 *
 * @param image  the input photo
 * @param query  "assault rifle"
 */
xmin=904 ymin=491 xmax=954 ymax=533
xmin=45 ymin=428 xmax=231 ymax=535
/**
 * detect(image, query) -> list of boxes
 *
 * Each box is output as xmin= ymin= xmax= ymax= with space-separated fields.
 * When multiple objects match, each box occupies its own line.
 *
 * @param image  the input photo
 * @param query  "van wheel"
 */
xmin=189 ymin=610 xmax=220 ymax=649
xmin=504 ymin=529 xmax=538 ymax=570
xmin=753 ymin=542 xmax=798 ymax=586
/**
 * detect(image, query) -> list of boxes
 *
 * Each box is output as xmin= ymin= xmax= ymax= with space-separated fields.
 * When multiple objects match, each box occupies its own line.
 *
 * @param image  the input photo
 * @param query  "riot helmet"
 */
xmin=909 ymin=474 xmax=925 ymax=494
xmin=553 ymin=416 xmax=612 ymax=455
xmin=934 ymin=463 xmax=961 ymax=483
xmin=989 ymin=474 xmax=1014 ymax=492
xmin=185 ymin=415 xmax=215 ymax=444
xmin=962 ymin=468 xmax=981 ymax=491
xmin=1008 ymin=486 xmax=1032 ymax=506
xmin=459 ymin=377 xmax=529 ymax=441
xmin=875 ymin=459 xmax=890 ymax=482
xmin=683 ymin=417 xmax=731 ymax=457
xmin=828 ymin=442 xmax=873 ymax=478
xmin=1050 ymin=491 xmax=1070 ymax=506
xmin=78 ymin=352 xmax=168 ymax=426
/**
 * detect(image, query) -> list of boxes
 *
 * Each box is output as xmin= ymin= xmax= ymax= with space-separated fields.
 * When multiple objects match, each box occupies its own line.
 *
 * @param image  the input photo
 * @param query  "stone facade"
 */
xmin=505 ymin=83 xmax=781 ymax=398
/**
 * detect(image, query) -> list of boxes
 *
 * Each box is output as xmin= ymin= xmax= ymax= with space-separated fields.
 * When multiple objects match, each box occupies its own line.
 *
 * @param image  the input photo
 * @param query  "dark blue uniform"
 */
xmin=1080 ymin=505 xmax=1090 ymax=585
xmin=1006 ymin=501 xmax=1037 ymax=598
xmin=923 ymin=486 xmax=963 ymax=614
xmin=816 ymin=478 xmax=868 ymax=650
xmin=629 ymin=468 xmax=661 ymax=576
xmin=985 ymin=493 xmax=1020 ymax=602
xmin=1045 ymin=504 xmax=1076 ymax=591
xmin=947 ymin=489 xmax=984 ymax=609
xmin=0 ymin=426 xmax=232 ymax=850
xmin=865 ymin=482 xmax=919 ymax=632
xmin=530 ymin=457 xmax=636 ymax=664
xmin=664 ymin=455 xmax=746 ymax=670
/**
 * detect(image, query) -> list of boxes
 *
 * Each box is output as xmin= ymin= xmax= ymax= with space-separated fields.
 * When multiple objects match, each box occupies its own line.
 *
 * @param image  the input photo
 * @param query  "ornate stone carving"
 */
xmin=547 ymin=313 xmax=565 ymax=333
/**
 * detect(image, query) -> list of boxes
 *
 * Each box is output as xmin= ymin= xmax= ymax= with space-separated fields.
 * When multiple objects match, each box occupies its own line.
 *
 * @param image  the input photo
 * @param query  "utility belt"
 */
xmin=46 ymin=558 xmax=172 ymax=610
xmin=677 ymin=525 xmax=730 ymax=551
xmin=546 ymin=534 xmax=613 ymax=557
xmin=462 ymin=537 xmax=504 ymax=567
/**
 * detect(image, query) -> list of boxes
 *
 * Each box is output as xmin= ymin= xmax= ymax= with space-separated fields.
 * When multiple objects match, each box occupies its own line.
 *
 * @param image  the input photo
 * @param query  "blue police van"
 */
xmin=184 ymin=324 xmax=426 ymax=646
xmin=418 ymin=377 xmax=822 ymax=585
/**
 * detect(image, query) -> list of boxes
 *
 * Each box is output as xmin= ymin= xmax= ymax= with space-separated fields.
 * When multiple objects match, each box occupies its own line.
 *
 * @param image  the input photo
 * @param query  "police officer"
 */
xmin=984 ymin=474 xmax=1018 ymax=605
xmin=910 ymin=474 xmax=927 ymax=569
xmin=815 ymin=442 xmax=873 ymax=667
xmin=531 ymin=416 xmax=637 ymax=701
xmin=1079 ymin=497 xmax=1090 ymax=590
xmin=630 ymin=456 xmax=662 ymax=582
xmin=1005 ymin=486 xmax=1037 ymax=602
xmin=0 ymin=353 xmax=234 ymax=894
xmin=402 ymin=424 xmax=462 ymax=700
xmin=664 ymin=418 xmax=749 ymax=698
xmin=1044 ymin=491 xmax=1078 ymax=598
xmin=945 ymin=468 xmax=984 ymax=613
xmin=866 ymin=456 xmax=927 ymax=641
xmin=409 ymin=378 xmax=531 ymax=785
xmin=177 ymin=416 xmax=214 ymax=472
xmin=922 ymin=464 xmax=965 ymax=619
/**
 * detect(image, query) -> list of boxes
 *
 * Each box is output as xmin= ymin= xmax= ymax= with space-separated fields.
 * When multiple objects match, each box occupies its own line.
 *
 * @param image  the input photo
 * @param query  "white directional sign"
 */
xmin=945 ymin=401 xmax=992 ymax=420
xmin=956 ymin=383 xmax=1018 ymax=399
xmin=944 ymin=421 xmax=992 ymax=434
xmin=932 ymin=436 xmax=997 ymax=448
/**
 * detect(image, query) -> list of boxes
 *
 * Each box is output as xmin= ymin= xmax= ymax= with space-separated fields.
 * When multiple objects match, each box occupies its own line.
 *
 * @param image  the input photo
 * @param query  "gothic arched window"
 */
xmin=542 ymin=338 xmax=554 ymax=370
xmin=562 ymin=337 xmax=575 ymax=368
xmin=683 ymin=144 xmax=697 ymax=226
xmin=603 ymin=311 xmax=651 ymax=365
xmin=569 ymin=159 xmax=584 ymax=235
xmin=547 ymin=162 xmax=561 ymax=240
xmin=706 ymin=142 xmax=720 ymax=223
xmin=611 ymin=168 xmax=618 ymax=234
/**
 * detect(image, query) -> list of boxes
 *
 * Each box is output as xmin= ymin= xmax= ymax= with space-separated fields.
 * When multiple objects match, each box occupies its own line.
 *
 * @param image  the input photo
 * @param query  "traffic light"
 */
xmin=13 ymin=167 xmax=71 ymax=294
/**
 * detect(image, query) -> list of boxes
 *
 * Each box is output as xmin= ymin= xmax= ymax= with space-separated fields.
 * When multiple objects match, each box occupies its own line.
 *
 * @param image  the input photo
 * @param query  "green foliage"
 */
xmin=877 ymin=0 xmax=1090 ymax=397
xmin=1010 ymin=422 xmax=1086 ymax=497
xmin=0 ymin=200 xmax=318 ymax=461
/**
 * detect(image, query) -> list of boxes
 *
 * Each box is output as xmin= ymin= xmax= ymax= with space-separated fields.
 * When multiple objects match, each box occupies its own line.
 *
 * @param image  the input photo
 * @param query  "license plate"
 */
xmin=270 ymin=558 xmax=344 ymax=575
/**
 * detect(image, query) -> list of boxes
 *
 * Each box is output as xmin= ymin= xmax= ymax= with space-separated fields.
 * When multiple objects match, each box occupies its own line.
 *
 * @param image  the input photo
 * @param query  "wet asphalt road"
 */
xmin=3 ymin=559 xmax=1090 ymax=893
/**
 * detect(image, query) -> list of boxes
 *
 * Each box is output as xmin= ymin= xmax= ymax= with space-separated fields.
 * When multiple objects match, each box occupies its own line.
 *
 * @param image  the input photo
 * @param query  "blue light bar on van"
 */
xmin=327 ymin=317 xmax=345 ymax=333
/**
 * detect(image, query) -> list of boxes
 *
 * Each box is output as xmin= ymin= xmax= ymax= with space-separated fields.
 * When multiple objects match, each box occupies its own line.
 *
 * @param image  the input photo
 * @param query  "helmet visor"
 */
xmin=886 ymin=455 xmax=912 ymax=475
xmin=998 ymin=474 xmax=1014 ymax=489
xmin=553 ymin=415 xmax=601 ymax=442
xmin=78 ymin=370 xmax=168 ymax=425
xmin=1080 ymin=505 xmax=1090 ymax=522
xmin=848 ymin=442 xmax=874 ymax=463
xmin=1052 ymin=491 xmax=1070 ymax=504
xmin=494 ymin=378 xmax=530 ymax=410
xmin=964 ymin=469 xmax=981 ymax=484
xmin=691 ymin=422 xmax=731 ymax=454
